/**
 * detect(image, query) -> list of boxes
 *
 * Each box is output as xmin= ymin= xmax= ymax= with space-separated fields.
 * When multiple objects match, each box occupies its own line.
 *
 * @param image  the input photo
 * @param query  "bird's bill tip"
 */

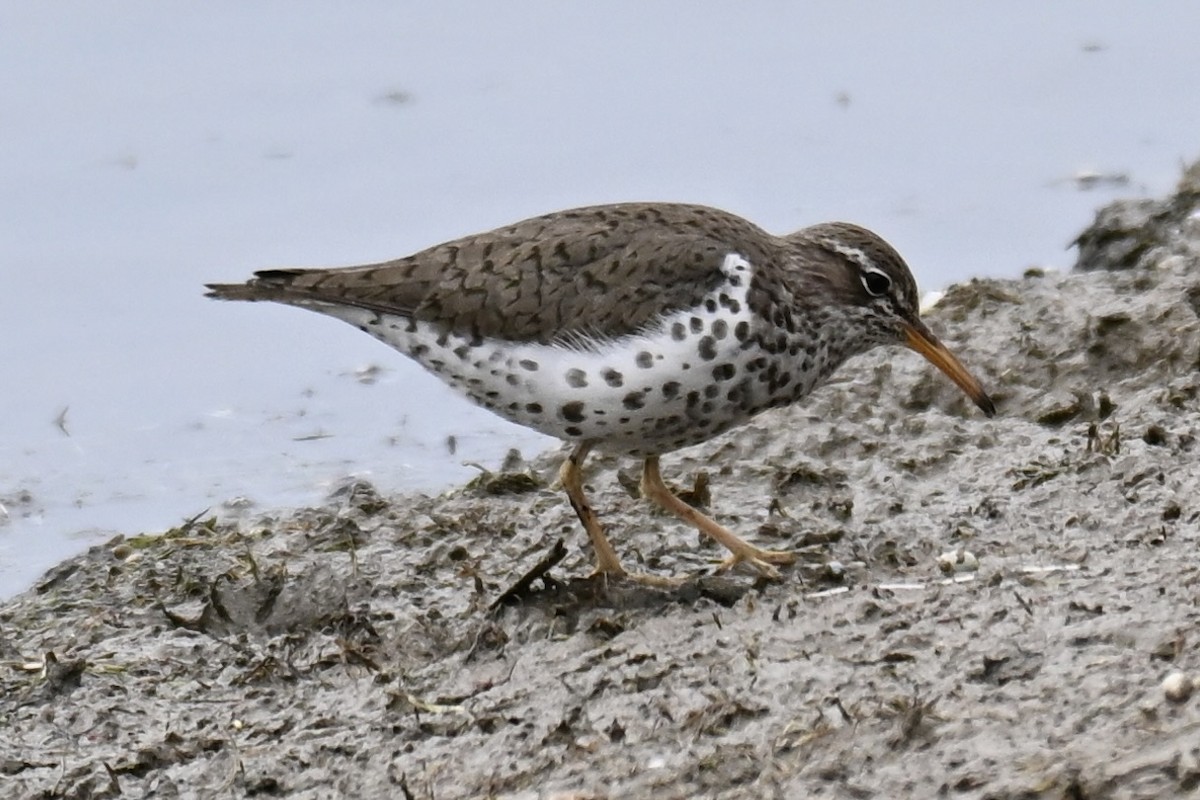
xmin=903 ymin=322 xmax=996 ymax=418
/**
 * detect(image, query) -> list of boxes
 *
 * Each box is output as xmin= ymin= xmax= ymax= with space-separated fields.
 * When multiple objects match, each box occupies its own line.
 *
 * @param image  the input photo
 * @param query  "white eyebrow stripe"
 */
xmin=817 ymin=240 xmax=882 ymax=275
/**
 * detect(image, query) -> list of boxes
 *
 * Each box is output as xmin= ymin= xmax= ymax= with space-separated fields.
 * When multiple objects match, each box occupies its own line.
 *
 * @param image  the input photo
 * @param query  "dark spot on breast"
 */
xmin=602 ymin=368 xmax=624 ymax=387
xmin=519 ymin=359 xmax=539 ymax=371
xmin=526 ymin=402 xmax=543 ymax=414
xmin=636 ymin=351 xmax=653 ymax=369
xmin=565 ymin=368 xmax=588 ymax=388
xmin=704 ymin=385 xmax=719 ymax=399
xmin=686 ymin=391 xmax=700 ymax=408
xmin=661 ymin=381 xmax=681 ymax=400
xmin=712 ymin=364 xmax=736 ymax=381
xmin=719 ymin=294 xmax=742 ymax=313
xmin=623 ymin=392 xmax=646 ymax=410
xmin=698 ymin=336 xmax=717 ymax=361
xmin=711 ymin=320 xmax=728 ymax=340
xmin=412 ymin=344 xmax=429 ymax=358
xmin=561 ymin=401 xmax=586 ymax=422
xmin=671 ymin=322 xmax=687 ymax=341
xmin=733 ymin=321 xmax=750 ymax=341
xmin=705 ymin=298 xmax=718 ymax=313
xmin=564 ymin=425 xmax=583 ymax=436
xmin=506 ymin=374 xmax=520 ymax=386
xmin=690 ymin=316 xmax=704 ymax=333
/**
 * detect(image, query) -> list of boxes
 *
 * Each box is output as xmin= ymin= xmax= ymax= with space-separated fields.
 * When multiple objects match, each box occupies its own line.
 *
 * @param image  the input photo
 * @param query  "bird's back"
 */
xmin=206 ymin=202 xmax=783 ymax=346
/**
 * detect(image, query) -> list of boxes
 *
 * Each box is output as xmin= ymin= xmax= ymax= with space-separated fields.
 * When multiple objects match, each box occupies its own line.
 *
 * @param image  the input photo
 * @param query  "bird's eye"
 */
xmin=860 ymin=267 xmax=891 ymax=298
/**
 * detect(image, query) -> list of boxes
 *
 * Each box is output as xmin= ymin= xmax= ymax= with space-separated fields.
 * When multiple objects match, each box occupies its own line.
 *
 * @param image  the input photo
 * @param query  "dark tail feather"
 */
xmin=204 ymin=269 xmax=310 ymax=302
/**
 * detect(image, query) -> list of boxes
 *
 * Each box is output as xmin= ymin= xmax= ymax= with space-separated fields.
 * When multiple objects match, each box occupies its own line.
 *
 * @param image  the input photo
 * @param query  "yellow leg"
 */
xmin=558 ymin=444 xmax=684 ymax=588
xmin=559 ymin=442 xmax=626 ymax=577
xmin=640 ymin=456 xmax=795 ymax=579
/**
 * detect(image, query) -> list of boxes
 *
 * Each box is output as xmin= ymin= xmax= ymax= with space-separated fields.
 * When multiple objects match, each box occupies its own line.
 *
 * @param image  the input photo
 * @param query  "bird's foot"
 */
xmin=588 ymin=566 xmax=688 ymax=589
xmin=716 ymin=546 xmax=796 ymax=579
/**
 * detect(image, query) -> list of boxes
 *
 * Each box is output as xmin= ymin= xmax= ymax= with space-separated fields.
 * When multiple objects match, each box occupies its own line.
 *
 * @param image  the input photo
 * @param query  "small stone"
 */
xmin=1162 ymin=671 xmax=1193 ymax=703
xmin=824 ymin=560 xmax=846 ymax=581
xmin=937 ymin=549 xmax=979 ymax=574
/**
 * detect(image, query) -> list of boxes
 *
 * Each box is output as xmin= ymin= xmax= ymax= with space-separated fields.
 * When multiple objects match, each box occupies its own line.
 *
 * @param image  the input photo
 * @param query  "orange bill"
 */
xmin=903 ymin=320 xmax=996 ymax=417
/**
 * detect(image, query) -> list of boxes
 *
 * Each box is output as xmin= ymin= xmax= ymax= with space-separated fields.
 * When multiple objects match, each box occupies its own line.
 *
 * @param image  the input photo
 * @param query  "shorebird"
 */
xmin=207 ymin=203 xmax=994 ymax=583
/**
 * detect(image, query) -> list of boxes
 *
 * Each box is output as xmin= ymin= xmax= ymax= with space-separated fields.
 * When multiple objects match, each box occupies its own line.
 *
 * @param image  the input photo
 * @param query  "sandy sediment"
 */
xmin=2 ymin=165 xmax=1200 ymax=799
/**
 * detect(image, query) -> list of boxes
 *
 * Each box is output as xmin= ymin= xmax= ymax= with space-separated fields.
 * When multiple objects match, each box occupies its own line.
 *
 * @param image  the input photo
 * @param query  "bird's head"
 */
xmin=792 ymin=222 xmax=996 ymax=418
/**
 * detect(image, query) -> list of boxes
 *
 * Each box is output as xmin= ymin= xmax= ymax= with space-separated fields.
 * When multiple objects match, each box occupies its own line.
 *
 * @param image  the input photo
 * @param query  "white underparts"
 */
xmin=305 ymin=253 xmax=822 ymax=455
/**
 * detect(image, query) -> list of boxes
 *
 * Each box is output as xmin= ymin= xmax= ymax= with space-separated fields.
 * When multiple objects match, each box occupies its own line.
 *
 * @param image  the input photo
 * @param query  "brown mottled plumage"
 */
xmin=208 ymin=202 xmax=994 ymax=584
xmin=210 ymin=205 xmax=773 ymax=342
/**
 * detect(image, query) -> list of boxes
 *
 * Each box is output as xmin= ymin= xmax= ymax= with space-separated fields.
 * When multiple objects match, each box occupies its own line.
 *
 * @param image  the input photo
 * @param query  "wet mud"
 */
xmin=3 ymin=166 xmax=1200 ymax=799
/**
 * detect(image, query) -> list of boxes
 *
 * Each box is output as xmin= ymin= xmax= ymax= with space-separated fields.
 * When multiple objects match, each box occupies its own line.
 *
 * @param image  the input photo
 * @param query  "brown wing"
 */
xmin=206 ymin=203 xmax=778 ymax=344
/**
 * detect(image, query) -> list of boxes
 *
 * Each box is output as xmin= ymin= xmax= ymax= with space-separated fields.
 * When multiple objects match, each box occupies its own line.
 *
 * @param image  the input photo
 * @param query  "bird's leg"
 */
xmin=559 ymin=442 xmax=626 ymax=577
xmin=640 ymin=456 xmax=796 ymax=579
xmin=558 ymin=444 xmax=685 ymax=588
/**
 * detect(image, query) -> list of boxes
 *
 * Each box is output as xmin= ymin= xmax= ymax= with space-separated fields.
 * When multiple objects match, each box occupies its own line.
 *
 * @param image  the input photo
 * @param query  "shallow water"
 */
xmin=2 ymin=2 xmax=1199 ymax=596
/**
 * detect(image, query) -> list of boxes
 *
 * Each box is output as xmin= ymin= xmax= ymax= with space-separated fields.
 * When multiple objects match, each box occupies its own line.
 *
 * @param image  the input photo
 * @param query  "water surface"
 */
xmin=3 ymin=2 xmax=1199 ymax=596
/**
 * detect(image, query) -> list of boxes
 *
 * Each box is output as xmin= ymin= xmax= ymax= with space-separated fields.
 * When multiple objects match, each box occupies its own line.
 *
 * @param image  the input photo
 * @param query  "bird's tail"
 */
xmin=204 ymin=269 xmax=312 ymax=302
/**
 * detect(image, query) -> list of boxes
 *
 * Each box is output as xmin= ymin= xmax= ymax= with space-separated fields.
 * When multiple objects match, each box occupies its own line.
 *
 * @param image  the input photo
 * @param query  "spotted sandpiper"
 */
xmin=207 ymin=203 xmax=995 ymax=583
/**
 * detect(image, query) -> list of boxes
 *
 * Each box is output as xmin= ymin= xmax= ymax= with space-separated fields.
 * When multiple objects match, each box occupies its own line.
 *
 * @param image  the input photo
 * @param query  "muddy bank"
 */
xmin=3 ymin=168 xmax=1200 ymax=799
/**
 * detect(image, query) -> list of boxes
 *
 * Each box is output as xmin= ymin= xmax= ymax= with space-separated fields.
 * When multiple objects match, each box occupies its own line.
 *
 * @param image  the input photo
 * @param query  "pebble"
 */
xmin=937 ymin=549 xmax=979 ymax=574
xmin=1162 ymin=671 xmax=1193 ymax=703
